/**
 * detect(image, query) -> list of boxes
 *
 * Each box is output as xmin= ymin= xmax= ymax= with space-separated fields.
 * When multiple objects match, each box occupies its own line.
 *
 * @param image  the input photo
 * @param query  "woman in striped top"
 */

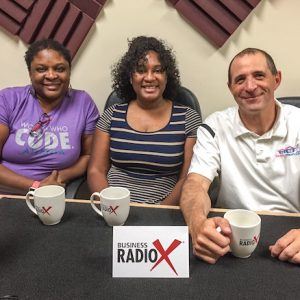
xmin=88 ymin=36 xmax=201 ymax=205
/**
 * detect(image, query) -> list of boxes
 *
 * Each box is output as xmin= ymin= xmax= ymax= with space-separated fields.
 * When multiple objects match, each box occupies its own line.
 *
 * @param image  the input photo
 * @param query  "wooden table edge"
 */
xmin=1 ymin=194 xmax=300 ymax=217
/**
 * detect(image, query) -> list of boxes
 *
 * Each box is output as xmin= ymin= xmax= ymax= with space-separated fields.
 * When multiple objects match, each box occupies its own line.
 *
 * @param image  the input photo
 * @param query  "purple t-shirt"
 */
xmin=0 ymin=85 xmax=99 ymax=181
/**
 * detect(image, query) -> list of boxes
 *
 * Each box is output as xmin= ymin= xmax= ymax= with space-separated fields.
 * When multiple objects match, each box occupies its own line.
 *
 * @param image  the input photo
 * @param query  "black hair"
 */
xmin=111 ymin=36 xmax=181 ymax=101
xmin=24 ymin=39 xmax=71 ymax=71
xmin=228 ymin=48 xmax=278 ymax=84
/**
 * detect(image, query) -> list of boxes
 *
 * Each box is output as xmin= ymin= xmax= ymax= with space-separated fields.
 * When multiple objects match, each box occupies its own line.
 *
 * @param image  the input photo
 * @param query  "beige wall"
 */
xmin=0 ymin=0 xmax=299 ymax=118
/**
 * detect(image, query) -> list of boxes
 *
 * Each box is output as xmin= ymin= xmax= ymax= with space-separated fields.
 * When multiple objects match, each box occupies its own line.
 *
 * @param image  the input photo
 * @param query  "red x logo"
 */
xmin=150 ymin=239 xmax=182 ymax=275
xmin=109 ymin=205 xmax=119 ymax=215
xmin=42 ymin=206 xmax=52 ymax=215
xmin=253 ymin=234 xmax=260 ymax=244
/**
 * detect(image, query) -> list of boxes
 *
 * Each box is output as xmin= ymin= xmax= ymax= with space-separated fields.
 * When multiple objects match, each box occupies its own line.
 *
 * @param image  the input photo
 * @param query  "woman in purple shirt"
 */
xmin=0 ymin=39 xmax=99 ymax=194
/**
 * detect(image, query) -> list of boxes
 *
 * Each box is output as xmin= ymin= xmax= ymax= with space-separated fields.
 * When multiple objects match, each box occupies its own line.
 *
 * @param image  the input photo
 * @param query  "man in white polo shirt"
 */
xmin=180 ymin=48 xmax=300 ymax=264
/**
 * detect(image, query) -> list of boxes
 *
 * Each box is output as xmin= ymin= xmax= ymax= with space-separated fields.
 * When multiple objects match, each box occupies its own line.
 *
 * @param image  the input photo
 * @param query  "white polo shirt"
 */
xmin=189 ymin=101 xmax=300 ymax=212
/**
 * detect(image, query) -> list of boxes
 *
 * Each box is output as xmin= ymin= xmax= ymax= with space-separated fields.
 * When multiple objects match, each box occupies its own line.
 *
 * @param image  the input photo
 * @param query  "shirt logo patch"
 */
xmin=276 ymin=145 xmax=300 ymax=157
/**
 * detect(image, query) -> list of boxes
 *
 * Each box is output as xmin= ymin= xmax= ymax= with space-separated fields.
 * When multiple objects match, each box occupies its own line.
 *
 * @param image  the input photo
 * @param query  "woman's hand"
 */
xmin=40 ymin=170 xmax=65 ymax=188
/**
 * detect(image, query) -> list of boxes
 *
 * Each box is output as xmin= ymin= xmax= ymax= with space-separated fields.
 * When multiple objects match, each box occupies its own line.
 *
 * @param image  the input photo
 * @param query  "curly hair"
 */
xmin=111 ymin=36 xmax=181 ymax=101
xmin=24 ymin=39 xmax=71 ymax=71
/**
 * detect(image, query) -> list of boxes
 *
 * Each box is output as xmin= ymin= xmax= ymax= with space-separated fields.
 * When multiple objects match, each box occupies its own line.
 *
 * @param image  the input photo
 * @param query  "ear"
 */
xmin=28 ymin=70 xmax=34 ymax=83
xmin=274 ymin=71 xmax=282 ymax=90
xmin=227 ymin=81 xmax=233 ymax=94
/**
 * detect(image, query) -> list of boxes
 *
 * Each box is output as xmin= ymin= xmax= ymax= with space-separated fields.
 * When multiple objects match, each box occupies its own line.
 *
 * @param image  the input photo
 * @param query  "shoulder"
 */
xmin=104 ymin=103 xmax=128 ymax=115
xmin=198 ymin=106 xmax=237 ymax=138
xmin=280 ymin=104 xmax=300 ymax=130
xmin=173 ymin=102 xmax=200 ymax=116
xmin=0 ymin=85 xmax=31 ymax=107
xmin=280 ymin=103 xmax=300 ymax=118
xmin=205 ymin=106 xmax=236 ymax=127
xmin=0 ymin=85 xmax=31 ymax=98
xmin=69 ymin=89 xmax=94 ymax=103
xmin=100 ymin=103 xmax=128 ymax=121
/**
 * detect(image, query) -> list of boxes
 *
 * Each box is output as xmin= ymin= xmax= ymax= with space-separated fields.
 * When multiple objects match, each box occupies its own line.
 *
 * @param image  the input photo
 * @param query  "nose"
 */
xmin=45 ymin=68 xmax=58 ymax=79
xmin=244 ymin=77 xmax=257 ymax=92
xmin=144 ymin=70 xmax=155 ymax=81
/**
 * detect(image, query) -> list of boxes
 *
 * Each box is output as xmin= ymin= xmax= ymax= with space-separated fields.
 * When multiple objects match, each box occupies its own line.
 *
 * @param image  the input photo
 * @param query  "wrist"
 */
xmin=30 ymin=180 xmax=40 ymax=191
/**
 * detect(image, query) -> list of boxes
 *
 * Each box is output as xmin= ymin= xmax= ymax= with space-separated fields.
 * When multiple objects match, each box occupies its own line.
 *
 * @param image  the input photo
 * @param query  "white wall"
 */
xmin=0 ymin=0 xmax=299 ymax=118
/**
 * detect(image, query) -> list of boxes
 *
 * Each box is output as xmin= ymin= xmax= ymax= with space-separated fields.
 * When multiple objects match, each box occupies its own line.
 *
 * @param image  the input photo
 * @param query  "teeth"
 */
xmin=143 ymin=86 xmax=156 ymax=89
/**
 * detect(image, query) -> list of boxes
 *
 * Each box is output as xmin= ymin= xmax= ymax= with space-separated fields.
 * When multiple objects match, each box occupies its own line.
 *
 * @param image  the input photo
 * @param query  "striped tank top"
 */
xmin=97 ymin=102 xmax=201 ymax=204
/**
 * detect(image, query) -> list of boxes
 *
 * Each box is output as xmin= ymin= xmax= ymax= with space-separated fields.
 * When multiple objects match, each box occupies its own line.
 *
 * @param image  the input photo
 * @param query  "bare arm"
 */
xmin=57 ymin=134 xmax=93 ymax=184
xmin=87 ymin=128 xmax=111 ymax=193
xmin=161 ymin=137 xmax=196 ymax=205
xmin=180 ymin=173 xmax=231 ymax=264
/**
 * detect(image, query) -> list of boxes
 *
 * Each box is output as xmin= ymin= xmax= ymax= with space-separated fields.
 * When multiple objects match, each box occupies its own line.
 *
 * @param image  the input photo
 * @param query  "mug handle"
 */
xmin=26 ymin=190 xmax=37 ymax=215
xmin=90 ymin=192 xmax=103 ymax=217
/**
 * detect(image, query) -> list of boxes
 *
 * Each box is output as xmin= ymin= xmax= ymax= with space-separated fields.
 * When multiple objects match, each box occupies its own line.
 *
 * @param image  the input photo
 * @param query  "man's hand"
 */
xmin=40 ymin=170 xmax=65 ymax=188
xmin=269 ymin=229 xmax=300 ymax=264
xmin=190 ymin=216 xmax=231 ymax=264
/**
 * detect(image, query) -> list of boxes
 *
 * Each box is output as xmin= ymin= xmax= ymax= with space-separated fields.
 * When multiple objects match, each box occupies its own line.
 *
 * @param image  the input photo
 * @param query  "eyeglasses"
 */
xmin=29 ymin=113 xmax=51 ymax=138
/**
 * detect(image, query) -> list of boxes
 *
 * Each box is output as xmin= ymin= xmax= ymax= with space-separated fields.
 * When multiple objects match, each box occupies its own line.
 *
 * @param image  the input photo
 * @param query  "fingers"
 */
xmin=40 ymin=170 xmax=61 ymax=187
xmin=50 ymin=170 xmax=59 ymax=179
xmin=191 ymin=217 xmax=231 ymax=264
xmin=213 ymin=217 xmax=232 ymax=236
xmin=270 ymin=229 xmax=300 ymax=264
xmin=202 ymin=217 xmax=231 ymax=247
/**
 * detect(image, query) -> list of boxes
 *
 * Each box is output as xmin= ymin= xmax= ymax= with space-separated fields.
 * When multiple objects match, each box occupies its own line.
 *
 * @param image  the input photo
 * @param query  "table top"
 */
xmin=0 ymin=197 xmax=299 ymax=300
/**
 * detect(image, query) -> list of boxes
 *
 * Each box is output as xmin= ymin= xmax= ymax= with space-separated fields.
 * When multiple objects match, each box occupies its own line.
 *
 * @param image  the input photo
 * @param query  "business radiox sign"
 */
xmin=113 ymin=226 xmax=189 ymax=278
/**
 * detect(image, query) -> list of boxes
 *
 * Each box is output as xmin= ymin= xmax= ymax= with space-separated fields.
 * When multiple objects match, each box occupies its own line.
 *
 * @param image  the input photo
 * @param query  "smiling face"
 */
xmin=228 ymin=52 xmax=281 ymax=116
xmin=131 ymin=51 xmax=167 ymax=104
xmin=29 ymin=49 xmax=70 ymax=103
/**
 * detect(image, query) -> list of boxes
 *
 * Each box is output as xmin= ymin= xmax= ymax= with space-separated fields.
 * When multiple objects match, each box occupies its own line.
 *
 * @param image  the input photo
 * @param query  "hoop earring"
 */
xmin=30 ymin=85 xmax=36 ymax=97
xmin=68 ymin=84 xmax=73 ymax=97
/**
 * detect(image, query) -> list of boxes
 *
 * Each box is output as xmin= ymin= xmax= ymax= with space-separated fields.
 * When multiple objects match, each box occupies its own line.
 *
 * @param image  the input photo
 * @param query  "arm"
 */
xmin=269 ymin=229 xmax=300 ymax=264
xmin=161 ymin=137 xmax=196 ymax=205
xmin=180 ymin=173 xmax=231 ymax=264
xmin=87 ymin=128 xmax=111 ymax=193
xmin=57 ymin=134 xmax=93 ymax=184
xmin=0 ymin=124 xmax=56 ymax=192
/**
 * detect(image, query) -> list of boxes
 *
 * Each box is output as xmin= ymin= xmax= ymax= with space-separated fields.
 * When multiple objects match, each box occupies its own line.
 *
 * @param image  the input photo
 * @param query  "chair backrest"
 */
xmin=104 ymin=86 xmax=202 ymax=118
xmin=277 ymin=97 xmax=300 ymax=108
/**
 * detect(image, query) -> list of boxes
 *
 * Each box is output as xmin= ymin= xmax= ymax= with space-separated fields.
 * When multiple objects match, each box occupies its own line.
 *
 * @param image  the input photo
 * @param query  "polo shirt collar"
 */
xmin=233 ymin=99 xmax=287 ymax=139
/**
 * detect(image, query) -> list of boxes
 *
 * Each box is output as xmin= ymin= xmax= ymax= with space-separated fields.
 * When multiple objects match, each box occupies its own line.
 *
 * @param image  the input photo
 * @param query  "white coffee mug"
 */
xmin=224 ymin=209 xmax=261 ymax=258
xmin=26 ymin=185 xmax=65 ymax=226
xmin=90 ymin=187 xmax=130 ymax=226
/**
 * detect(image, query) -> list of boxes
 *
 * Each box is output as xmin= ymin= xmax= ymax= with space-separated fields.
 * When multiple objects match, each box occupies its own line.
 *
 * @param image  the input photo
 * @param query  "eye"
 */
xmin=255 ymin=73 xmax=265 ymax=79
xmin=36 ymin=67 xmax=46 ymax=73
xmin=135 ymin=66 xmax=146 ymax=74
xmin=234 ymin=77 xmax=245 ymax=84
xmin=153 ymin=67 xmax=163 ymax=74
xmin=56 ymin=66 xmax=66 ymax=73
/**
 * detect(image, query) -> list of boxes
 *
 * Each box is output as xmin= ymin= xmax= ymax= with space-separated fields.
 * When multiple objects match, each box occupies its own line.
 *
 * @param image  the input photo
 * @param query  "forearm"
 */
xmin=180 ymin=174 xmax=211 ymax=228
xmin=0 ymin=164 xmax=35 ymax=192
xmin=58 ymin=155 xmax=90 ymax=184
xmin=87 ymin=168 xmax=109 ymax=193
xmin=161 ymin=177 xmax=186 ymax=206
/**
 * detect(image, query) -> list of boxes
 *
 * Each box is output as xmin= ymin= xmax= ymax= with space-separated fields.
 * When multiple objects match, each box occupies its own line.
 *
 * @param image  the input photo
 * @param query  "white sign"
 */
xmin=112 ymin=226 xmax=189 ymax=278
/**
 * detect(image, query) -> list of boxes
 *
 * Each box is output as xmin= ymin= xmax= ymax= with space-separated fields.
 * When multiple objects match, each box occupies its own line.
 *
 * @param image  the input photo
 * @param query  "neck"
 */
xmin=239 ymin=103 xmax=277 ymax=136
xmin=136 ymin=97 xmax=167 ymax=111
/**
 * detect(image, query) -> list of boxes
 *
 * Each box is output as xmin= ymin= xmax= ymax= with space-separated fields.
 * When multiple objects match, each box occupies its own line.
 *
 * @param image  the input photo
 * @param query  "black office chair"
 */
xmin=277 ymin=97 xmax=300 ymax=108
xmin=104 ymin=86 xmax=202 ymax=117
xmin=65 ymin=175 xmax=86 ymax=199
